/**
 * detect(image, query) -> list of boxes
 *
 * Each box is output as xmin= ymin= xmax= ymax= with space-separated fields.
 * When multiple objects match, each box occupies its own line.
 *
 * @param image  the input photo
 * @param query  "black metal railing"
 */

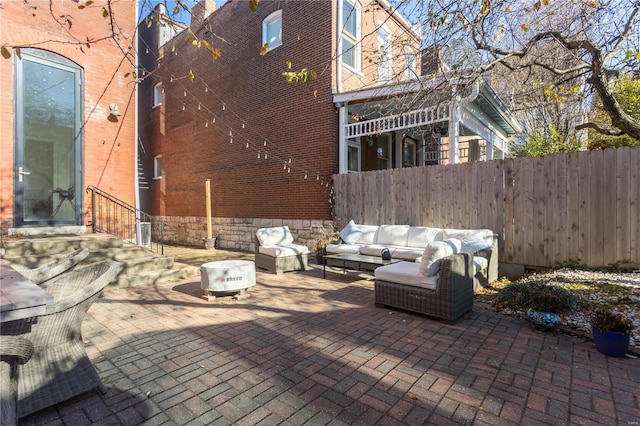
xmin=86 ymin=186 xmax=164 ymax=255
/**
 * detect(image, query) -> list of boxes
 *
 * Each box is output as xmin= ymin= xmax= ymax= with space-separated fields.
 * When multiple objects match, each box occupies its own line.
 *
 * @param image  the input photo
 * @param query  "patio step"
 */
xmin=1 ymin=233 xmax=199 ymax=287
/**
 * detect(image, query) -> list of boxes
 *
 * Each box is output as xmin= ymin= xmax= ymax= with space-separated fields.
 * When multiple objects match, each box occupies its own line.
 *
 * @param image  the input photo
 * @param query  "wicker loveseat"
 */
xmin=1 ymin=260 xmax=120 ymax=418
xmin=254 ymin=226 xmax=309 ymax=274
xmin=374 ymin=252 xmax=474 ymax=323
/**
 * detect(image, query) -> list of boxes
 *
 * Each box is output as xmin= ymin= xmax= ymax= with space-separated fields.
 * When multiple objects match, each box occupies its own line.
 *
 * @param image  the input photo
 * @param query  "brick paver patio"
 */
xmin=18 ymin=246 xmax=640 ymax=425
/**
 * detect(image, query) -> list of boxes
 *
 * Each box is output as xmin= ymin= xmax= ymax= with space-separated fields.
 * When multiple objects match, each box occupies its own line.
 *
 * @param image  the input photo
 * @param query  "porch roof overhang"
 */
xmin=333 ymin=75 xmax=523 ymax=138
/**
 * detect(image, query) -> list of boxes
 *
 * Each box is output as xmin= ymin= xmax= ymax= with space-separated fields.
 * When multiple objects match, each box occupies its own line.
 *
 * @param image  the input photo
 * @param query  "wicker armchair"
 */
xmin=13 ymin=248 xmax=90 ymax=285
xmin=1 ymin=260 xmax=120 ymax=418
xmin=1 ymin=336 xmax=34 ymax=426
xmin=374 ymin=253 xmax=474 ymax=323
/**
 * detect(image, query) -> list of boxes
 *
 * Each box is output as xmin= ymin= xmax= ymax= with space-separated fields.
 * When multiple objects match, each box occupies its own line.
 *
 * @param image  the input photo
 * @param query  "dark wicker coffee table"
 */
xmin=323 ymin=253 xmax=400 ymax=278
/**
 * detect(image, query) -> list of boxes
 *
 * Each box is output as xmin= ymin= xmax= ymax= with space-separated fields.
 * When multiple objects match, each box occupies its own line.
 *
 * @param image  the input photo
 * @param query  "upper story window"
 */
xmin=342 ymin=0 xmax=360 ymax=71
xmin=377 ymin=24 xmax=392 ymax=83
xmin=153 ymin=155 xmax=162 ymax=179
xmin=404 ymin=46 xmax=416 ymax=80
xmin=262 ymin=10 xmax=282 ymax=52
xmin=153 ymin=83 xmax=162 ymax=107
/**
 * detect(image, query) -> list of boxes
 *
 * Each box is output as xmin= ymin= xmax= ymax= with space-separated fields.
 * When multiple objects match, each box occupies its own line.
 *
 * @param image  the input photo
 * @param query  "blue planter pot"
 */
xmin=592 ymin=328 xmax=630 ymax=358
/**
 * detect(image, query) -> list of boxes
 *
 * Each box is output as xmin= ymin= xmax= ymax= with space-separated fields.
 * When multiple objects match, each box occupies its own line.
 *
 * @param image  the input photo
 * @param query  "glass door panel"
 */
xmin=15 ymin=50 xmax=81 ymax=225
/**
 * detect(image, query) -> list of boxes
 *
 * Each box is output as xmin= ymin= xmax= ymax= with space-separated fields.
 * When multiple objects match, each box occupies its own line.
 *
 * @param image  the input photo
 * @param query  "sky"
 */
xmin=138 ymin=0 xmax=226 ymax=24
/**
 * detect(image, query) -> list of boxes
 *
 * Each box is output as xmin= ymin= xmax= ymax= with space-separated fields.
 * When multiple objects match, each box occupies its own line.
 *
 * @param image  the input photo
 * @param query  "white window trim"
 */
xmin=377 ymin=22 xmax=392 ymax=83
xmin=153 ymin=155 xmax=162 ymax=179
xmin=341 ymin=0 xmax=361 ymax=73
xmin=153 ymin=83 xmax=162 ymax=107
xmin=404 ymin=45 xmax=416 ymax=80
xmin=262 ymin=10 xmax=282 ymax=52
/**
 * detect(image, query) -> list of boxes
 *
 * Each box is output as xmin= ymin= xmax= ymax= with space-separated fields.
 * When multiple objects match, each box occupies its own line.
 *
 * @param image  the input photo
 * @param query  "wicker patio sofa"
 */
xmin=374 ymin=244 xmax=475 ymax=323
xmin=254 ymin=226 xmax=309 ymax=274
xmin=1 ymin=259 xmax=120 ymax=418
xmin=13 ymin=248 xmax=90 ymax=285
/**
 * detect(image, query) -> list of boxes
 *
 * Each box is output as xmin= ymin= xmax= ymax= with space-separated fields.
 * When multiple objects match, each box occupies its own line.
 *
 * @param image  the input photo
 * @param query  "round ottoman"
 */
xmin=200 ymin=260 xmax=256 ymax=301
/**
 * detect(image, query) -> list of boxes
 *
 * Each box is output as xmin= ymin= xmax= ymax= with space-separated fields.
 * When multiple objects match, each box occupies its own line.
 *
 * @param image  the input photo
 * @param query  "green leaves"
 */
xmin=249 ymin=0 xmax=260 ymax=12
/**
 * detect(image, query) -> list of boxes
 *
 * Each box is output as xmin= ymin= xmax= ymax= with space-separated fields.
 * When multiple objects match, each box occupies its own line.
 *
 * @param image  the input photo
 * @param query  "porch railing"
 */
xmin=86 ymin=186 xmax=164 ymax=255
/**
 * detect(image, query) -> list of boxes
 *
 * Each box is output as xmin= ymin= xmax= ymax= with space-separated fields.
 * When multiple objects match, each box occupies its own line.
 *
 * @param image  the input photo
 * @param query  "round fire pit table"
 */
xmin=200 ymin=260 xmax=256 ymax=301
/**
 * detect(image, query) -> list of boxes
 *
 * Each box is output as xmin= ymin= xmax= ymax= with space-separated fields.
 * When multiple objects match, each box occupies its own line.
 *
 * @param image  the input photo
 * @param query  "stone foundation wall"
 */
xmin=153 ymin=216 xmax=335 ymax=253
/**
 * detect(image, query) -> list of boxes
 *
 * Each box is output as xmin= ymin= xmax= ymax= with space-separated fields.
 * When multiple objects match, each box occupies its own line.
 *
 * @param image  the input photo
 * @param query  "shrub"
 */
xmin=492 ymin=279 xmax=579 ymax=314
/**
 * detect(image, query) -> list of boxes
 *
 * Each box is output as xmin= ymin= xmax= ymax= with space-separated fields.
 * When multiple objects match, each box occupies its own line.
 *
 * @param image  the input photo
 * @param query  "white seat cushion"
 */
xmin=256 ymin=226 xmax=294 ymax=246
xmin=375 ymin=262 xmax=438 ymax=290
xmin=259 ymin=244 xmax=309 ymax=257
xmin=473 ymin=256 xmax=489 ymax=275
xmin=325 ymin=243 xmax=360 ymax=254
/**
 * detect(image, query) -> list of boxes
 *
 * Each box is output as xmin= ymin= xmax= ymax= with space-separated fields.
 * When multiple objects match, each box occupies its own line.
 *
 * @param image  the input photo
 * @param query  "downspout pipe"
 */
xmin=134 ymin=0 xmax=141 ymax=244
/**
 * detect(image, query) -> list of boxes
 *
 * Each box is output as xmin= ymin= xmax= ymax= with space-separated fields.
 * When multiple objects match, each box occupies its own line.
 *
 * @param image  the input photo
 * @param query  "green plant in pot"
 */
xmin=589 ymin=309 xmax=632 ymax=358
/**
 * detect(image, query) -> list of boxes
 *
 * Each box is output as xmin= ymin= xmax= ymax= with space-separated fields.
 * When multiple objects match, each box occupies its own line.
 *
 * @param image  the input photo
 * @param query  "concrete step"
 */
xmin=2 ymin=233 xmax=123 ymax=257
xmin=110 ymin=262 xmax=200 ymax=288
xmin=1 ymin=233 xmax=197 ymax=287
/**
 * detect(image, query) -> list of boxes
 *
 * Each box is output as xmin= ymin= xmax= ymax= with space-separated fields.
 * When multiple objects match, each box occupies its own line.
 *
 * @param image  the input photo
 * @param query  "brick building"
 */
xmin=137 ymin=0 xmax=421 ymax=249
xmin=0 ymin=0 xmax=137 ymax=235
xmin=138 ymin=0 xmax=520 ymax=251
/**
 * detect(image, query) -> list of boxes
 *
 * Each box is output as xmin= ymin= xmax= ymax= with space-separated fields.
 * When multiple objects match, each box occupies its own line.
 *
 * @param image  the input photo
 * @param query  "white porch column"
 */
xmin=485 ymin=140 xmax=494 ymax=161
xmin=448 ymin=102 xmax=460 ymax=164
xmin=338 ymin=103 xmax=348 ymax=174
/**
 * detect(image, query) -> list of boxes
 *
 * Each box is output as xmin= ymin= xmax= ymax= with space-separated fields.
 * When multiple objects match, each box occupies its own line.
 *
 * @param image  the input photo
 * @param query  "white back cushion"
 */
xmin=375 ymin=225 xmax=410 ymax=246
xmin=256 ymin=226 xmax=294 ymax=246
xmin=353 ymin=225 xmax=379 ymax=244
xmin=418 ymin=238 xmax=461 ymax=276
xmin=407 ymin=227 xmax=444 ymax=247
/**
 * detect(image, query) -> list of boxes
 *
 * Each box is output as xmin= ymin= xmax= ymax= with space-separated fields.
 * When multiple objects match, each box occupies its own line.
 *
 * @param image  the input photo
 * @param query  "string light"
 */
xmin=144 ymin=59 xmax=330 ymax=187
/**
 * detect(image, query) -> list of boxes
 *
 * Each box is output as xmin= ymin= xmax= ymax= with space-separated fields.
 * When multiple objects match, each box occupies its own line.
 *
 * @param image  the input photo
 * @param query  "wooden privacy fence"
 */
xmin=332 ymin=146 xmax=640 ymax=270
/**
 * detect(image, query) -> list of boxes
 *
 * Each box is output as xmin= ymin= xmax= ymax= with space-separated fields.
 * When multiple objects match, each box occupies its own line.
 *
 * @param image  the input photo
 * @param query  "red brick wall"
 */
xmin=140 ymin=0 xmax=337 ymax=221
xmin=0 ymin=0 xmax=136 ymax=230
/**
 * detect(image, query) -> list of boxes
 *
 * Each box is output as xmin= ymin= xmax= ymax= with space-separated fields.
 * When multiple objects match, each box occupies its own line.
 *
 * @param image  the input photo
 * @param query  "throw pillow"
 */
xmin=460 ymin=231 xmax=493 ymax=253
xmin=256 ymin=226 xmax=294 ymax=246
xmin=339 ymin=220 xmax=362 ymax=244
xmin=419 ymin=238 xmax=462 ymax=276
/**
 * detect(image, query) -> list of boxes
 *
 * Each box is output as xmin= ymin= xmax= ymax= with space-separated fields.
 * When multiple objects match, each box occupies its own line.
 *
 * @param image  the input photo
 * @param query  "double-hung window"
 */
xmin=153 ymin=83 xmax=162 ymax=107
xmin=262 ymin=10 xmax=282 ymax=52
xmin=377 ymin=25 xmax=392 ymax=82
xmin=404 ymin=46 xmax=416 ymax=80
xmin=342 ymin=0 xmax=360 ymax=71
